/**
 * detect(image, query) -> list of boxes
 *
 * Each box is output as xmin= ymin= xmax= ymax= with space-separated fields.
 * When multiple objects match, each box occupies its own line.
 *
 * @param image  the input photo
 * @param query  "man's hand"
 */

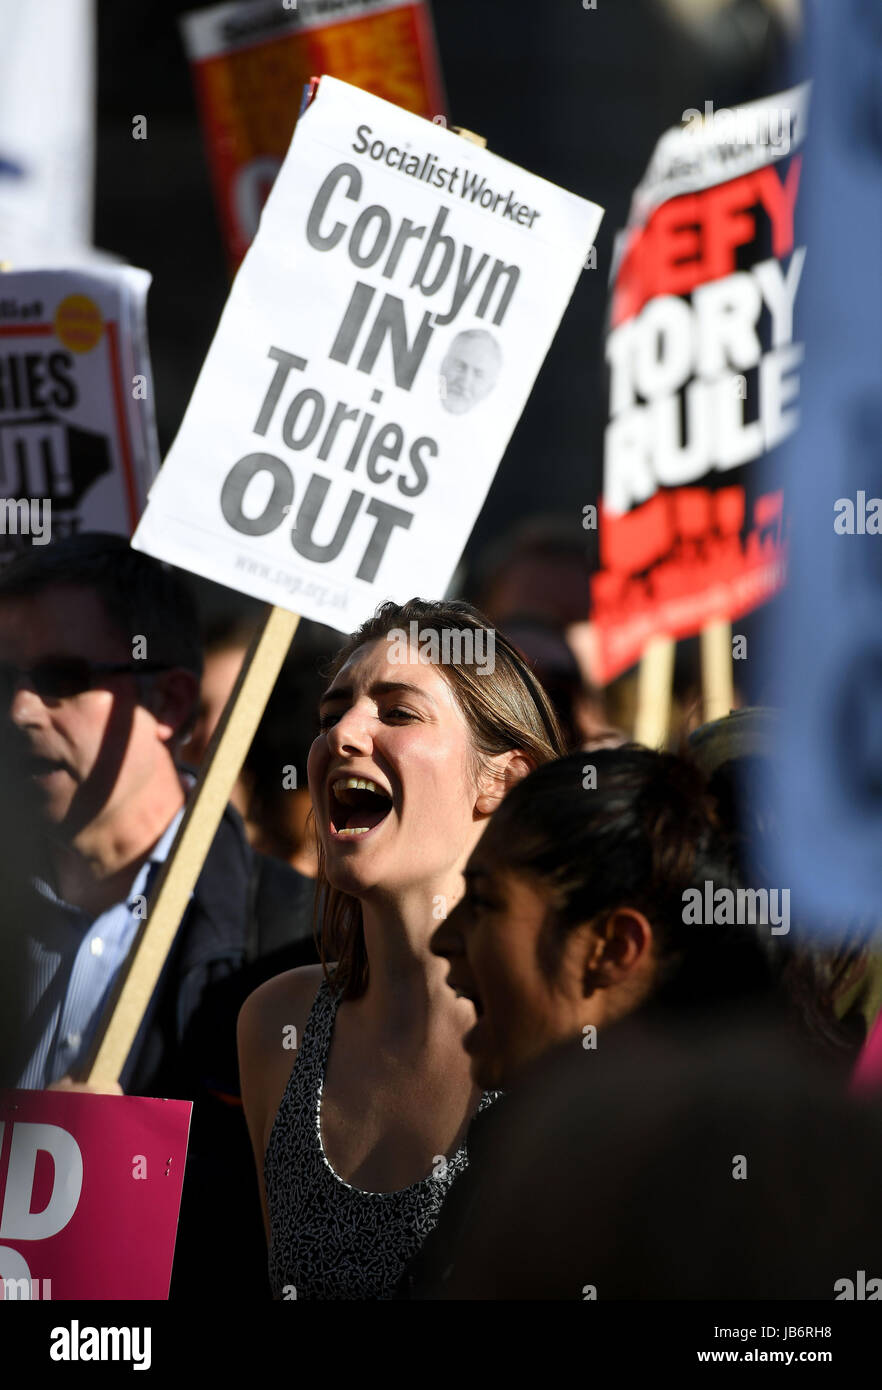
xmin=48 ymin=1076 xmax=124 ymax=1095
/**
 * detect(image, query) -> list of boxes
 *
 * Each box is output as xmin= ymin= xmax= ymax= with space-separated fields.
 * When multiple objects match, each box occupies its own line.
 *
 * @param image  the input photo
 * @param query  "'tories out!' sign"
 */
xmin=0 ymin=268 xmax=159 ymax=561
xmin=133 ymin=76 xmax=603 ymax=630
xmin=589 ymin=84 xmax=810 ymax=685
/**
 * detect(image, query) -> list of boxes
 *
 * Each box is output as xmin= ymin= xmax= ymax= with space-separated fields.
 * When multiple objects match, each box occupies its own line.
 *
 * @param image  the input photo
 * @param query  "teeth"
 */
xmin=336 ymin=826 xmax=371 ymax=836
xmin=332 ymin=776 xmax=389 ymax=798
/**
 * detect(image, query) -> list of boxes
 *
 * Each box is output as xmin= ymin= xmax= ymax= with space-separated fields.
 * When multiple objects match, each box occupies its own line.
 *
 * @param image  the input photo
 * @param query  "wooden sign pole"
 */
xmin=451 ymin=126 xmax=487 ymax=148
xmin=633 ymin=634 xmax=675 ymax=749
xmin=83 ymin=604 xmax=300 ymax=1087
xmin=700 ymin=618 xmax=734 ymax=723
xmin=83 ymin=122 xmax=489 ymax=1090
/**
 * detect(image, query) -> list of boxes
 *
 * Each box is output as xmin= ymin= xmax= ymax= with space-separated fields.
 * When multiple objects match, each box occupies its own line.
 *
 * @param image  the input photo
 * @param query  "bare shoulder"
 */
xmin=236 ymin=964 xmax=328 ymax=1240
xmin=237 ymin=962 xmax=327 ymax=1057
xmin=238 ymin=963 xmax=329 ymax=1159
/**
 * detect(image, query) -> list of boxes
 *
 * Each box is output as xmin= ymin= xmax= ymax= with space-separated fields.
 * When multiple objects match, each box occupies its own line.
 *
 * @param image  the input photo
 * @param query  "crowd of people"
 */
xmin=1 ymin=530 xmax=881 ymax=1301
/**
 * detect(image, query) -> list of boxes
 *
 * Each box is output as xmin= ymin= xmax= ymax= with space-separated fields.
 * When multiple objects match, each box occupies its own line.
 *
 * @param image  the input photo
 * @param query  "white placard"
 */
xmin=133 ymin=76 xmax=603 ymax=630
xmin=0 ymin=267 xmax=159 ymax=558
xmin=0 ymin=0 xmax=97 ymax=266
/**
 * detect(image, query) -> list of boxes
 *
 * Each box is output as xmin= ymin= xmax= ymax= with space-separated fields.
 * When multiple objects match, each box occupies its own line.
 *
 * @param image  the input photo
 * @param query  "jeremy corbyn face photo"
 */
xmin=439 ymin=330 xmax=503 ymax=414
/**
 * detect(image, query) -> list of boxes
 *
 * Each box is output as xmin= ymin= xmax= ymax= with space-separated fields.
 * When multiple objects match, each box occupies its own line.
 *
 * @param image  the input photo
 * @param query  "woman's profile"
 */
xmin=237 ymin=597 xmax=564 ymax=1299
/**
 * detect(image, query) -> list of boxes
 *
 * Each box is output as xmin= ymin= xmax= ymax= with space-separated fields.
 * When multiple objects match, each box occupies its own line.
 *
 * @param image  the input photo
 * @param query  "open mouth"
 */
xmin=27 ymin=756 xmax=67 ymax=781
xmin=461 ymin=1000 xmax=487 ymax=1056
xmin=329 ymin=776 xmax=394 ymax=839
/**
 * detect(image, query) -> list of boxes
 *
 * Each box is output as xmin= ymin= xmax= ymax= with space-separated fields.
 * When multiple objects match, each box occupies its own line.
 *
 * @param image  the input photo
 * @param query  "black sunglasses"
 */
xmin=0 ymin=658 xmax=174 ymax=701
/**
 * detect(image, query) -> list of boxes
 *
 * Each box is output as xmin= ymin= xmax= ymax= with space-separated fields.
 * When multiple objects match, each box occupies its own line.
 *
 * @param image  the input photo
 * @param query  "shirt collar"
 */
xmin=124 ymin=771 xmax=195 ymax=907
xmin=144 ymin=800 xmax=187 ymax=867
xmin=35 ymin=770 xmax=196 ymax=915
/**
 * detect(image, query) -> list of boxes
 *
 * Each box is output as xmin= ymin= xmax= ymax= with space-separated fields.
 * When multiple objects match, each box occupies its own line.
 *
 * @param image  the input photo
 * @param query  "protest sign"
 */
xmin=0 ymin=0 xmax=95 ymax=268
xmin=182 ymin=0 xmax=446 ymax=269
xmin=0 ymin=268 xmax=159 ymax=560
xmin=0 ymin=1089 xmax=190 ymax=1299
xmin=588 ymin=83 xmax=810 ymax=687
xmin=133 ymin=75 xmax=604 ymax=631
xmin=87 ymin=84 xmax=601 ymax=1087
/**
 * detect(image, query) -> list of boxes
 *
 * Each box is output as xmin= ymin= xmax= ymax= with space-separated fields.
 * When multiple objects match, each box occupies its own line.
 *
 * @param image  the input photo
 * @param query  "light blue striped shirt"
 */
xmin=17 ymin=805 xmax=187 ymax=1089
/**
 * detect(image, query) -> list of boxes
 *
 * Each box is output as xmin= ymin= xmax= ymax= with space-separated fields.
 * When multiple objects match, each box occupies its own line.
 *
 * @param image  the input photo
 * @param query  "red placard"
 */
xmin=183 ymin=0 xmax=446 ymax=270
xmin=589 ymin=85 xmax=809 ymax=685
xmin=0 ymin=1090 xmax=191 ymax=1300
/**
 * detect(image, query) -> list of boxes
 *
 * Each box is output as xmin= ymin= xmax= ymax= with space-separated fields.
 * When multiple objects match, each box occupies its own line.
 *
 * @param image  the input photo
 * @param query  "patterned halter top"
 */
xmin=264 ymin=972 xmax=500 ymax=1300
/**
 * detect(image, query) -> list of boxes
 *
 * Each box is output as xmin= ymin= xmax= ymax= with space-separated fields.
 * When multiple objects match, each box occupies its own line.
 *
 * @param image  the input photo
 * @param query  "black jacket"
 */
xmin=3 ymin=802 xmax=318 ymax=1300
xmin=121 ymin=802 xmax=318 ymax=1101
xmin=118 ymin=803 xmax=320 ymax=1301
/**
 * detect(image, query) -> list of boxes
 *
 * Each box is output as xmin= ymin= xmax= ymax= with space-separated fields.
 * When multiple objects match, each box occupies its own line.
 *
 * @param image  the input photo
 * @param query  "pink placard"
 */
xmin=0 ymin=1090 xmax=191 ymax=1300
xmin=851 ymin=1013 xmax=882 ymax=1097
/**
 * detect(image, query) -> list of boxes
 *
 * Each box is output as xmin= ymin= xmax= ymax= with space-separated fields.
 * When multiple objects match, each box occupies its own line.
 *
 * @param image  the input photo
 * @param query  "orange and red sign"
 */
xmin=182 ymin=0 xmax=446 ymax=271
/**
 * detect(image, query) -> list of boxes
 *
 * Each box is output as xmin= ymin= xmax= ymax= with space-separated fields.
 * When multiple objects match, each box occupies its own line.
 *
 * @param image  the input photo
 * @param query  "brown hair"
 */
xmin=315 ymin=598 xmax=566 ymax=997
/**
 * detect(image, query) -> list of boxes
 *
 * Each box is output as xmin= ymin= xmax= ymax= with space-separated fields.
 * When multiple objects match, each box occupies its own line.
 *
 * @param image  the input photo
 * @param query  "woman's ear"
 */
xmin=582 ymin=908 xmax=654 ymax=994
xmin=474 ymin=750 xmax=535 ymax=816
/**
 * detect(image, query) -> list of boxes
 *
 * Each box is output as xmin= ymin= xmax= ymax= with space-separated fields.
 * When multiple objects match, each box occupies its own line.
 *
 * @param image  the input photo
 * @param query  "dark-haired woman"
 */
xmin=237 ymin=599 xmax=565 ymax=1299
xmin=431 ymin=745 xmax=779 ymax=1093
xmin=398 ymin=744 xmax=784 ymax=1297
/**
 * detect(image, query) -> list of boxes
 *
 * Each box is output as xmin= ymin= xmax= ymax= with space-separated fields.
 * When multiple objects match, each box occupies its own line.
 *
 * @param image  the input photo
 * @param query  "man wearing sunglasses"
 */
xmin=0 ymin=531 xmax=317 ymax=1299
